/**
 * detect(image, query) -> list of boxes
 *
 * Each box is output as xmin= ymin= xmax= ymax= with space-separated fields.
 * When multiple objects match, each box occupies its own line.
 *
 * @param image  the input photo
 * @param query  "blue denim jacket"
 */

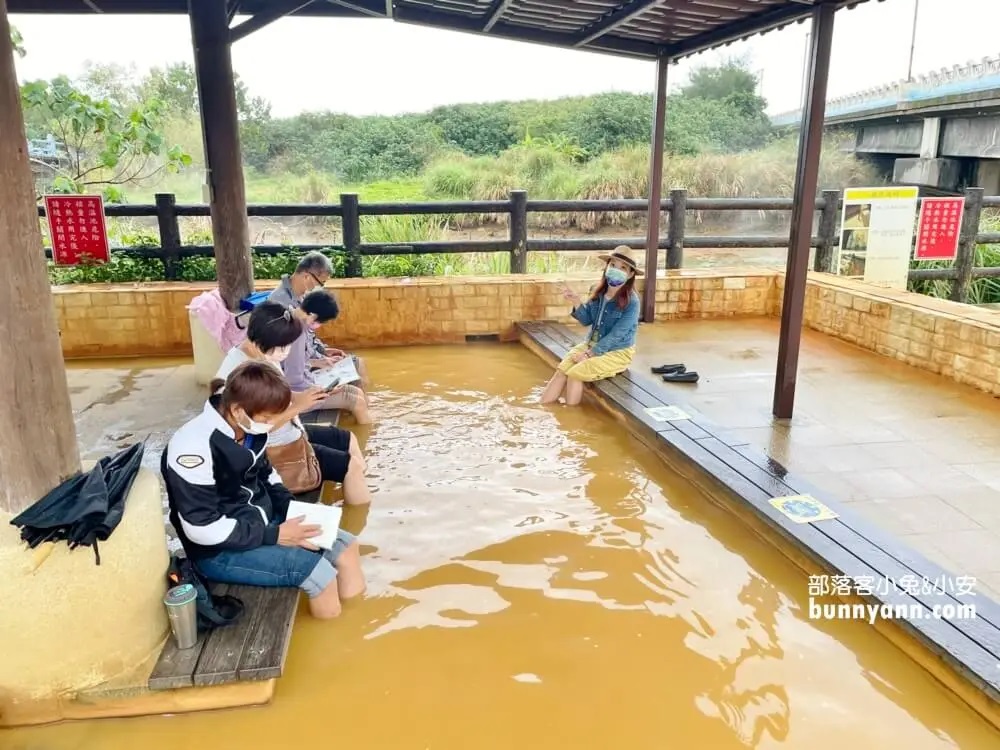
xmin=570 ymin=291 xmax=640 ymax=355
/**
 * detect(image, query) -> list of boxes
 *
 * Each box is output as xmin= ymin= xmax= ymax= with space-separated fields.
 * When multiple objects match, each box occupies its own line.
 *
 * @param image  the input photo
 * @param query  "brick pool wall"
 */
xmin=779 ymin=274 xmax=1000 ymax=398
xmin=50 ymin=270 xmax=1000 ymax=398
xmin=51 ymin=271 xmax=775 ymax=359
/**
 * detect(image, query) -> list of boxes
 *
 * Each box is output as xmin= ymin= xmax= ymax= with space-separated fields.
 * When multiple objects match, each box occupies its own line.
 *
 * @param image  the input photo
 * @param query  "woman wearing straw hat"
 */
xmin=541 ymin=246 xmax=641 ymax=406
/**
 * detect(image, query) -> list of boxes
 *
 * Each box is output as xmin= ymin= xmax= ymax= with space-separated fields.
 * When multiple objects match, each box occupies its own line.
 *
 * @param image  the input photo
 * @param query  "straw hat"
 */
xmin=597 ymin=245 xmax=643 ymax=276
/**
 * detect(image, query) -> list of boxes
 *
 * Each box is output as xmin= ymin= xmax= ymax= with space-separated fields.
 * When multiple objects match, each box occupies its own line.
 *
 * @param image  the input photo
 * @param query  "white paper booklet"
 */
xmin=286 ymin=500 xmax=343 ymax=551
xmin=313 ymin=357 xmax=361 ymax=388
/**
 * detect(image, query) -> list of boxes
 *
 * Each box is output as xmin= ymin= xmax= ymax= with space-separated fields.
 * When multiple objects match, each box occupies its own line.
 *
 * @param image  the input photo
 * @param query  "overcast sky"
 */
xmin=11 ymin=0 xmax=999 ymax=118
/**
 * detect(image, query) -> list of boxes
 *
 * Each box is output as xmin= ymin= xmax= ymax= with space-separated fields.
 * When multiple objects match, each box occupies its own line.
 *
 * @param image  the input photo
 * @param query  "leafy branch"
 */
xmin=21 ymin=78 xmax=192 ymax=203
xmin=10 ymin=25 xmax=25 ymax=58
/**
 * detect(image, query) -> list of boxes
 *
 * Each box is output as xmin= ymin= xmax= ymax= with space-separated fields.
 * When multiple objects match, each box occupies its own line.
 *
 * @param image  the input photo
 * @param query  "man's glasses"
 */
xmin=307 ymin=271 xmax=327 ymax=288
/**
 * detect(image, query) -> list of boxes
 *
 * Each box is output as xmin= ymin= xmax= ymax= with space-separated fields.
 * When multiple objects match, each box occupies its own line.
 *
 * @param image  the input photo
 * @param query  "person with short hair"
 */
xmin=283 ymin=289 xmax=371 ymax=424
xmin=215 ymin=301 xmax=370 ymax=502
xmin=268 ymin=251 xmax=370 ymax=387
xmin=541 ymin=247 xmax=642 ymax=406
xmin=162 ymin=361 xmax=365 ymax=619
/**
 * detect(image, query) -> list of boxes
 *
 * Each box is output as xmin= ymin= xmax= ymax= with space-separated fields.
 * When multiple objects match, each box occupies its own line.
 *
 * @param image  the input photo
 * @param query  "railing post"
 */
xmin=814 ymin=189 xmax=840 ymax=273
xmin=509 ymin=189 xmax=528 ymax=274
xmin=155 ymin=193 xmax=182 ymax=281
xmin=950 ymin=187 xmax=983 ymax=303
xmin=341 ymin=193 xmax=362 ymax=278
xmin=666 ymin=188 xmax=686 ymax=269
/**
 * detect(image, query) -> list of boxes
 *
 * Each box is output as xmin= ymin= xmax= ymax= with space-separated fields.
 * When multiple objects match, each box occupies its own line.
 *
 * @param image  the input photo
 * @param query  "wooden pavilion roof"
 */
xmin=9 ymin=0 xmax=877 ymax=60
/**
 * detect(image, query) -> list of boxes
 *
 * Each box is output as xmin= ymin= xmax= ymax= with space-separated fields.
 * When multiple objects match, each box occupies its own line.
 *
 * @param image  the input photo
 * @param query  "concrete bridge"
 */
xmin=771 ymin=56 xmax=1000 ymax=194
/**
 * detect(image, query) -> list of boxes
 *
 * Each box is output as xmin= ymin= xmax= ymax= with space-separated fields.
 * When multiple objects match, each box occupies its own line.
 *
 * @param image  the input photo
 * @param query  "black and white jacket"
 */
xmin=161 ymin=397 xmax=294 ymax=560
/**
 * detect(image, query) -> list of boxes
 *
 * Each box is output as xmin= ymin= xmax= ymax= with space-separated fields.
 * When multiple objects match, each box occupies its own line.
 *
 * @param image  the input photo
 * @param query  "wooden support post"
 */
xmin=643 ymin=56 xmax=669 ymax=323
xmin=341 ymin=193 xmax=362 ymax=278
xmin=0 ymin=0 xmax=81 ymax=514
xmin=509 ymin=190 xmax=528 ymax=274
xmin=814 ymin=189 xmax=840 ymax=273
xmin=666 ymin=188 xmax=686 ymax=269
xmin=156 ymin=193 xmax=182 ymax=281
xmin=773 ymin=3 xmax=835 ymax=420
xmin=190 ymin=0 xmax=253 ymax=311
xmin=950 ymin=187 xmax=983 ymax=303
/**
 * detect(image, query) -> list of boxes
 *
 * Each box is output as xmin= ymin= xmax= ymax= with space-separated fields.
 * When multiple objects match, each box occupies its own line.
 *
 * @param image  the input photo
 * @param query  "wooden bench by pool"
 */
xmin=148 ymin=408 xmax=342 ymax=695
xmin=149 ymin=584 xmax=299 ymax=691
xmin=517 ymin=320 xmax=1000 ymax=729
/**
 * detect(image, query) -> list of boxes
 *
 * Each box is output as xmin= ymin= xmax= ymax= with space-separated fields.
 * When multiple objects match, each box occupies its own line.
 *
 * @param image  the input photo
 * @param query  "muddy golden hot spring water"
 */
xmin=7 ymin=344 xmax=1000 ymax=749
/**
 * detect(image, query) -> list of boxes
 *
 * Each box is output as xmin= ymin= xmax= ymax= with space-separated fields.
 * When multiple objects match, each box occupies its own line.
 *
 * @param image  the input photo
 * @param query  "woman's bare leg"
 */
xmin=541 ymin=371 xmax=568 ymax=404
xmin=351 ymin=394 xmax=372 ymax=425
xmin=309 ymin=578 xmax=343 ymax=619
xmin=334 ymin=540 xmax=366 ymax=600
xmin=355 ymin=356 xmax=371 ymax=390
xmin=347 ymin=431 xmax=366 ymax=472
xmin=341 ymin=457 xmax=372 ymax=506
xmin=565 ymin=377 xmax=585 ymax=406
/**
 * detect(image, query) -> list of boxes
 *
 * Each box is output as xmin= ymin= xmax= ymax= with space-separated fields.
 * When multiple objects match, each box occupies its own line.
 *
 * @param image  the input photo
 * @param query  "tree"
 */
xmin=669 ymin=58 xmax=773 ymax=154
xmin=428 ymin=103 xmax=518 ymax=156
xmin=138 ymin=61 xmax=270 ymax=124
xmin=681 ymin=56 xmax=761 ymax=102
xmin=569 ymin=92 xmax=652 ymax=156
xmin=77 ymin=61 xmax=141 ymax=110
xmin=21 ymin=77 xmax=191 ymax=201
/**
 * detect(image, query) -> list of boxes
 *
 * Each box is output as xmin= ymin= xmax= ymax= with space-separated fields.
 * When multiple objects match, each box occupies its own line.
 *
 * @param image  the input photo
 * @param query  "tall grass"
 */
xmin=421 ymin=138 xmax=877 ymax=232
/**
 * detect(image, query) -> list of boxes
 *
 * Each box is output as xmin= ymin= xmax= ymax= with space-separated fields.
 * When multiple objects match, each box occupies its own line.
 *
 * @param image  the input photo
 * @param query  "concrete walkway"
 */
xmin=632 ymin=317 xmax=1000 ymax=602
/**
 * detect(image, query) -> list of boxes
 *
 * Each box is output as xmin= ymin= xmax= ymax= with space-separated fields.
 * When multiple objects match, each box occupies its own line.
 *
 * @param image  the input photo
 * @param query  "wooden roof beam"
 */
xmin=324 ymin=0 xmax=387 ymax=17
xmin=230 ymin=0 xmax=316 ymax=42
xmin=663 ymin=0 xmax=820 ymax=58
xmin=482 ymin=0 xmax=517 ymax=31
xmin=573 ymin=0 xmax=663 ymax=47
xmin=394 ymin=3 xmax=662 ymax=57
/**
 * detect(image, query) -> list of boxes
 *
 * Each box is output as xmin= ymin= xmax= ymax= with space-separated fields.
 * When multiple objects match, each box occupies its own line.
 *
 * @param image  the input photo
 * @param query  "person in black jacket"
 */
xmin=162 ymin=361 xmax=364 ymax=619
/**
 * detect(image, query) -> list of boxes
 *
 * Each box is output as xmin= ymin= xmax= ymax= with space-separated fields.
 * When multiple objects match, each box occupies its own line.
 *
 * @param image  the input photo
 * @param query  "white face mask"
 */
xmin=265 ymin=345 xmax=291 ymax=363
xmin=238 ymin=413 xmax=274 ymax=435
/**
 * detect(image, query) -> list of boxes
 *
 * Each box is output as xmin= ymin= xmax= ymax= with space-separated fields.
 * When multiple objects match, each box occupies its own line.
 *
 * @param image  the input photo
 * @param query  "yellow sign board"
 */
xmin=837 ymin=186 xmax=919 ymax=289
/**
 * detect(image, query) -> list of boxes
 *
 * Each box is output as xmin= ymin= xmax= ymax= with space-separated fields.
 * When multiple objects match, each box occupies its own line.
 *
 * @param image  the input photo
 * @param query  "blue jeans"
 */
xmin=195 ymin=528 xmax=356 ymax=598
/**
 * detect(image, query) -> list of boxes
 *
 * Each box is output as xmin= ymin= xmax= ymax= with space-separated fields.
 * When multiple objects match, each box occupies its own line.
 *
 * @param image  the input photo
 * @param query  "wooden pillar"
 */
xmin=643 ymin=56 xmax=669 ymax=323
xmin=772 ymin=3 xmax=836 ymax=419
xmin=0 ymin=0 xmax=81 ymax=514
xmin=190 ymin=0 xmax=253 ymax=311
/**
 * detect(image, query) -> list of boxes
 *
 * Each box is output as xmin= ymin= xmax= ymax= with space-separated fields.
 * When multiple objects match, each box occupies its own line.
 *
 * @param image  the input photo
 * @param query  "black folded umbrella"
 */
xmin=9 ymin=441 xmax=146 ymax=565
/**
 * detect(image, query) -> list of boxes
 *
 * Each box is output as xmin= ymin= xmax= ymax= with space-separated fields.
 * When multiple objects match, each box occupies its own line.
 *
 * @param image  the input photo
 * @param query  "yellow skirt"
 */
xmin=557 ymin=343 xmax=635 ymax=383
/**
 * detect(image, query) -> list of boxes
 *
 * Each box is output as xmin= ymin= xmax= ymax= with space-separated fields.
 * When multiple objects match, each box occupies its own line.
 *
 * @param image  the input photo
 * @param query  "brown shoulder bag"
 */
xmin=266 ymin=436 xmax=322 ymax=494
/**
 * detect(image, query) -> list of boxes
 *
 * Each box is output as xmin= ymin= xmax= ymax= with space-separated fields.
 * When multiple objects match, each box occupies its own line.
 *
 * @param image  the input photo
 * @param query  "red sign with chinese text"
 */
xmin=914 ymin=197 xmax=964 ymax=261
xmin=43 ymin=195 xmax=110 ymax=266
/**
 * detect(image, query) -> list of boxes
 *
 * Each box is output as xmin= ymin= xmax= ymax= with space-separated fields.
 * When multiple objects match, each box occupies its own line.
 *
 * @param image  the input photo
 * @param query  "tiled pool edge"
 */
xmin=517 ymin=320 xmax=1000 ymax=732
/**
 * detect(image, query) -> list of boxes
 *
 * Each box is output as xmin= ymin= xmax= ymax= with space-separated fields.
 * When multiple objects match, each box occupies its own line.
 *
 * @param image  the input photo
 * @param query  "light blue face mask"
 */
xmin=605 ymin=267 xmax=629 ymax=287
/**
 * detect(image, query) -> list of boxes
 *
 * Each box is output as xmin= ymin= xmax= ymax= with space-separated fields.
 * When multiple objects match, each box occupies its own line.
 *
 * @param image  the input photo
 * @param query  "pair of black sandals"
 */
xmin=650 ymin=363 xmax=699 ymax=383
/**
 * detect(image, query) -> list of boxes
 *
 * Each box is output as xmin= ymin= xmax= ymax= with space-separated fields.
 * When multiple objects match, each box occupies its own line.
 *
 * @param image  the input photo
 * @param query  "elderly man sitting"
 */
xmin=269 ymin=251 xmax=370 ymax=387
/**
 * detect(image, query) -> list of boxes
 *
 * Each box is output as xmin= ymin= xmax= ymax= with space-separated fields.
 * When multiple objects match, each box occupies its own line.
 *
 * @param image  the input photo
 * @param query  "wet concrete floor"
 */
xmin=633 ymin=318 xmax=1000 ymax=603
xmin=7 ymin=343 xmax=999 ymax=748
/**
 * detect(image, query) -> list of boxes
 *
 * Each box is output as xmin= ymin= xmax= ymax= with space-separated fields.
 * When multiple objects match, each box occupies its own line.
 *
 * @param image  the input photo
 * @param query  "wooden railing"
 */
xmin=37 ymin=188 xmax=1000 ymax=303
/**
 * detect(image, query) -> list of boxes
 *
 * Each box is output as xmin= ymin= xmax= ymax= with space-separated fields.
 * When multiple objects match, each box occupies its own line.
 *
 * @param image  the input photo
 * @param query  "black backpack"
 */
xmin=166 ymin=553 xmax=244 ymax=631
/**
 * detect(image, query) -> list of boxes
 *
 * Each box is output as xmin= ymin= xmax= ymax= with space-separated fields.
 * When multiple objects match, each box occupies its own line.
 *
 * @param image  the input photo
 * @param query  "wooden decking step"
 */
xmin=149 ymin=584 xmax=298 ymax=691
xmin=516 ymin=319 xmax=1000 ymax=729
